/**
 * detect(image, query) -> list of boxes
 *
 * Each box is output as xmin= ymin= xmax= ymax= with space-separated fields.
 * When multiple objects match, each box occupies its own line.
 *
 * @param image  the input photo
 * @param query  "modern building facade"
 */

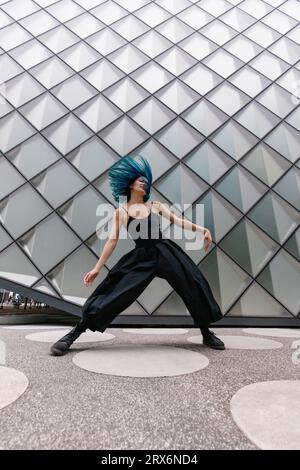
xmin=0 ymin=0 xmax=299 ymax=327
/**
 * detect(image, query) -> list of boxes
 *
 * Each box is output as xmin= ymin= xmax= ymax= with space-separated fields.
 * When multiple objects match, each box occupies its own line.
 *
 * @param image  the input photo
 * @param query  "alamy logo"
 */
xmin=94 ymin=202 xmax=206 ymax=251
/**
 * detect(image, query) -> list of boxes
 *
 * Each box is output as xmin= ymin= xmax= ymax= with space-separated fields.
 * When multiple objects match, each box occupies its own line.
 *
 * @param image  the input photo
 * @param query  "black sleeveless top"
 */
xmin=121 ymin=201 xmax=164 ymax=248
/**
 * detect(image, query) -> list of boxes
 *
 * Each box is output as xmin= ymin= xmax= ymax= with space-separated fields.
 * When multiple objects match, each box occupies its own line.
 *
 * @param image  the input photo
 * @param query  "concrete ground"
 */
xmin=0 ymin=325 xmax=299 ymax=450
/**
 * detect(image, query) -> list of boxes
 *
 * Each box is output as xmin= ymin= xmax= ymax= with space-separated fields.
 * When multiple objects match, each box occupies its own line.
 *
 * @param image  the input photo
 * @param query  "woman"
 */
xmin=50 ymin=155 xmax=225 ymax=356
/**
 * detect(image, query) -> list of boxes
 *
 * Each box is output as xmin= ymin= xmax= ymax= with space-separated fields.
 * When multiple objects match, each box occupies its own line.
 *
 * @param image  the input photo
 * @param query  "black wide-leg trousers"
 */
xmin=81 ymin=239 xmax=223 ymax=333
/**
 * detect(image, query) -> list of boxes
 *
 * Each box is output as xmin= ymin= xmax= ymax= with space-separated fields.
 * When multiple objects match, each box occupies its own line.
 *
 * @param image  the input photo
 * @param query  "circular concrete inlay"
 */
xmin=230 ymin=380 xmax=300 ymax=450
xmin=187 ymin=334 xmax=283 ymax=350
xmin=72 ymin=344 xmax=209 ymax=377
xmin=0 ymin=366 xmax=29 ymax=410
xmin=243 ymin=328 xmax=300 ymax=338
xmin=3 ymin=325 xmax=69 ymax=330
xmin=25 ymin=329 xmax=115 ymax=343
xmin=122 ymin=328 xmax=188 ymax=335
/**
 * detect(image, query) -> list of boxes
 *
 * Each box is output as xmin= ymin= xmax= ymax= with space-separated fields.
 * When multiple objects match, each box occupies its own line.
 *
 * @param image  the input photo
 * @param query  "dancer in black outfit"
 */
xmin=50 ymin=155 xmax=225 ymax=356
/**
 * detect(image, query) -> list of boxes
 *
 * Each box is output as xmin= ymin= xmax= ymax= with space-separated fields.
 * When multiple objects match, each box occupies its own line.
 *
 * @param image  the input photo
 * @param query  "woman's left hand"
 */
xmin=203 ymin=228 xmax=213 ymax=252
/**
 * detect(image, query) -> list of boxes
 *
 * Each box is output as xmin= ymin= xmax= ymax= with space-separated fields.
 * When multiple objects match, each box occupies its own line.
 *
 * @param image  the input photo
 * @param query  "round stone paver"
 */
xmin=187 ymin=334 xmax=283 ymax=350
xmin=25 ymin=329 xmax=115 ymax=343
xmin=3 ymin=325 xmax=70 ymax=330
xmin=230 ymin=380 xmax=300 ymax=450
xmin=243 ymin=328 xmax=300 ymax=338
xmin=0 ymin=366 xmax=29 ymax=410
xmin=72 ymin=344 xmax=209 ymax=377
xmin=122 ymin=328 xmax=189 ymax=335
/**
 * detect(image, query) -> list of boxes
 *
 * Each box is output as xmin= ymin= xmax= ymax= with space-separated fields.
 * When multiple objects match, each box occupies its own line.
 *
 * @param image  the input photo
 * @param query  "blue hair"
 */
xmin=108 ymin=154 xmax=153 ymax=203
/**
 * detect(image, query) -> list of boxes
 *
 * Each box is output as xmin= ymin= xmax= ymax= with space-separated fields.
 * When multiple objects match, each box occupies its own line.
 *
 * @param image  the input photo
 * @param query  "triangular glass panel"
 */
xmin=128 ymin=97 xmax=176 ymax=134
xmin=156 ymin=17 xmax=195 ymax=43
xmin=107 ymin=43 xmax=150 ymax=74
xmin=155 ymin=118 xmax=204 ymax=158
xmin=0 ymin=111 xmax=35 ymax=153
xmin=240 ymin=143 xmax=291 ymax=186
xmin=224 ymin=35 xmax=263 ymax=62
xmin=30 ymin=56 xmax=74 ymax=89
xmin=6 ymin=134 xmax=60 ymax=180
xmin=65 ymin=11 xmax=104 ymax=39
xmin=134 ymin=3 xmax=172 ymax=28
xmin=200 ymin=19 xmax=239 ymax=46
xmin=86 ymin=27 xmax=126 ymax=55
xmin=111 ymin=14 xmax=150 ymax=41
xmin=185 ymin=141 xmax=235 ymax=184
xmin=51 ymin=75 xmax=98 ymax=111
xmin=178 ymin=32 xmax=218 ymax=61
xmin=9 ymin=38 xmax=52 ymax=69
xmin=74 ymin=94 xmax=122 ymax=132
xmin=197 ymin=189 xmax=242 ymax=243
xmin=211 ymin=121 xmax=258 ymax=160
xmin=31 ymin=159 xmax=86 ymax=209
xmin=0 ymin=243 xmax=41 ymax=286
xmin=206 ymin=82 xmax=251 ymax=115
xmin=178 ymin=5 xmax=213 ymax=30
xmin=42 ymin=114 xmax=93 ymax=155
xmin=58 ymin=42 xmax=101 ymax=72
xmin=229 ymin=65 xmax=271 ymax=98
xmin=272 ymin=167 xmax=300 ymax=210
xmin=247 ymin=191 xmax=300 ymax=244
xmin=98 ymin=116 xmax=149 ymax=155
xmin=155 ymin=79 xmax=200 ymax=114
xmin=182 ymin=99 xmax=228 ymax=136
xmin=19 ymin=93 xmax=68 ymax=131
xmin=80 ymin=58 xmax=125 ymax=92
xmin=90 ymin=1 xmax=128 ymax=25
xmin=103 ymin=77 xmax=149 ymax=112
xmin=283 ymin=228 xmax=300 ymax=261
xmin=155 ymin=164 xmax=209 ymax=205
xmin=264 ymin=122 xmax=300 ymax=162
xmin=199 ymin=248 xmax=252 ymax=314
xmin=66 ymin=136 xmax=119 ymax=182
xmin=228 ymin=282 xmax=293 ymax=318
xmin=0 ymin=183 xmax=52 ymax=239
xmin=155 ymin=46 xmax=197 ymax=76
xmin=256 ymin=83 xmax=298 ymax=118
xmin=180 ymin=63 xmax=223 ymax=95
xmin=215 ymin=165 xmax=268 ymax=212
xmin=234 ymin=101 xmax=281 ymax=138
xmin=131 ymin=62 xmax=174 ymax=94
xmin=39 ymin=24 xmax=80 ymax=54
xmin=17 ymin=212 xmax=80 ymax=274
xmin=0 ymin=158 xmax=25 ymax=200
xmin=256 ymin=249 xmax=300 ymax=315
xmin=4 ymin=72 xmax=45 ymax=108
xmin=133 ymin=30 xmax=173 ymax=58
xmin=219 ymin=218 xmax=278 ymax=276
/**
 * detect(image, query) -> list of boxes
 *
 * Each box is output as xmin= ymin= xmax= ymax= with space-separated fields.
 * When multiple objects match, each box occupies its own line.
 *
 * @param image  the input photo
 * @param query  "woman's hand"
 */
xmin=83 ymin=267 xmax=100 ymax=287
xmin=203 ymin=228 xmax=213 ymax=252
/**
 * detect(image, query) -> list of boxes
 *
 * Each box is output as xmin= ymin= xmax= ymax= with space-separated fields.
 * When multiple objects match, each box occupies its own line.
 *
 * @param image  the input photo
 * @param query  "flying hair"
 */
xmin=108 ymin=154 xmax=153 ymax=203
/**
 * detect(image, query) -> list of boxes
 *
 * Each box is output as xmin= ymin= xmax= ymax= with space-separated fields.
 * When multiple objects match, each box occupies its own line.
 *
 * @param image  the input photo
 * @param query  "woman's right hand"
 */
xmin=83 ymin=268 xmax=100 ymax=287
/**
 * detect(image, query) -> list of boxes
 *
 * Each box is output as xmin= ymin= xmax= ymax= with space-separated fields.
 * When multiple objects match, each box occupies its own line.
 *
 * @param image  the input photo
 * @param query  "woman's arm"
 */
xmin=83 ymin=208 xmax=125 ymax=286
xmin=153 ymin=200 xmax=213 ymax=251
xmin=94 ymin=208 xmax=124 ymax=272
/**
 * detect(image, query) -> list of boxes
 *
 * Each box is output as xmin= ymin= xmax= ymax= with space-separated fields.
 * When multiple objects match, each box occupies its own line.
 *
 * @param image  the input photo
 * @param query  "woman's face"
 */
xmin=130 ymin=176 xmax=149 ymax=195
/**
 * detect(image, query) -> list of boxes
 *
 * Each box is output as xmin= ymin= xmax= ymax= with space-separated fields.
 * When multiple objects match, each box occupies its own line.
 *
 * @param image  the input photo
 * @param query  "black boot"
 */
xmin=50 ymin=320 xmax=88 ymax=356
xmin=200 ymin=326 xmax=225 ymax=350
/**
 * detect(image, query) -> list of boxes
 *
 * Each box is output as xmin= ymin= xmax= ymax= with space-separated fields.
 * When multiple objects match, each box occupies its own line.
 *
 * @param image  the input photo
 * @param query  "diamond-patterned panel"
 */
xmin=0 ymin=0 xmax=299 ymax=323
